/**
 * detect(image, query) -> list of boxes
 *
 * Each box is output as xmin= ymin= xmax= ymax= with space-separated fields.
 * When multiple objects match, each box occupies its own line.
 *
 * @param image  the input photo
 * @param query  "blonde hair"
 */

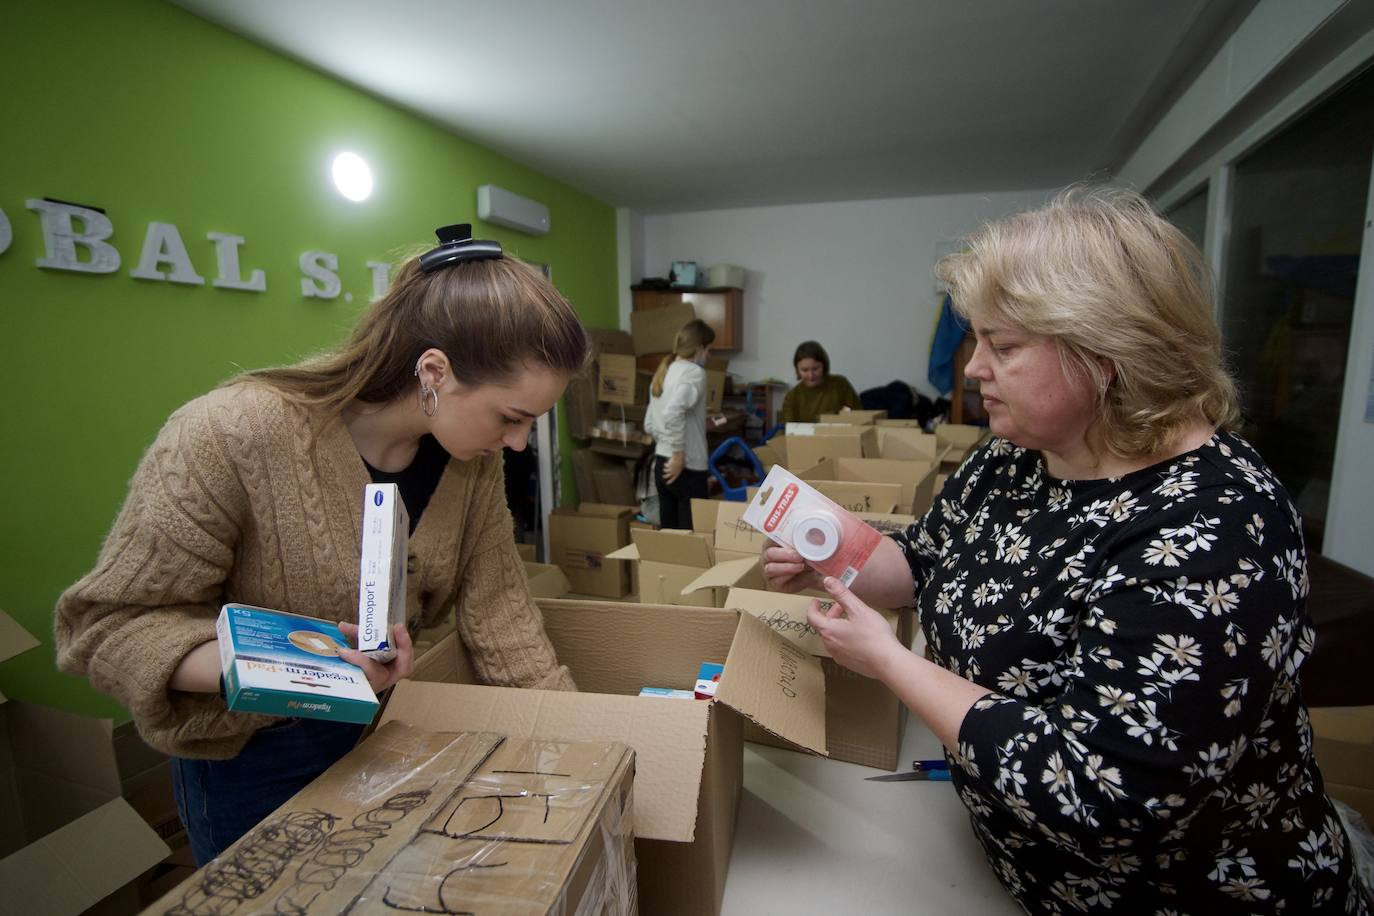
xmin=242 ymin=254 xmax=589 ymax=413
xmin=935 ymin=185 xmax=1239 ymax=459
xmin=651 ymin=319 xmax=716 ymax=397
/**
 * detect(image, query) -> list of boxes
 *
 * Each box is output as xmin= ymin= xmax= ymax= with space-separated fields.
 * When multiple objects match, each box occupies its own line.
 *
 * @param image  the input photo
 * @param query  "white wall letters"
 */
xmin=130 ymin=222 xmax=205 ymax=285
xmin=299 ymin=250 xmax=341 ymax=299
xmin=208 ymin=232 xmax=267 ymax=292
xmin=366 ymin=260 xmax=390 ymax=300
xmin=26 ymin=199 xmax=121 ymax=273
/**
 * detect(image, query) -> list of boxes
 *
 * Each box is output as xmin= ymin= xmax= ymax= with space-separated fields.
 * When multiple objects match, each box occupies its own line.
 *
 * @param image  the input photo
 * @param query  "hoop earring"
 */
xmin=419 ymin=384 xmax=438 ymax=417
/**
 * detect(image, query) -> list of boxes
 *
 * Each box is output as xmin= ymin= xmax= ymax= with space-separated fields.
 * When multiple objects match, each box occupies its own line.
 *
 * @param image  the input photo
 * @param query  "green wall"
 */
xmin=0 ymin=0 xmax=618 ymax=719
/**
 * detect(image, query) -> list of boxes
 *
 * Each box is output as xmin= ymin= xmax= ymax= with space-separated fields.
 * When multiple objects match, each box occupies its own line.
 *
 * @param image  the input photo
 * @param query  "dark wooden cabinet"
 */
xmin=631 ymin=286 xmax=743 ymax=353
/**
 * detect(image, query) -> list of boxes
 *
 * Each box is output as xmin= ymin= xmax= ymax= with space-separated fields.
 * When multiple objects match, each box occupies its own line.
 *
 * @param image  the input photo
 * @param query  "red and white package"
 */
xmin=742 ymin=466 xmax=883 ymax=587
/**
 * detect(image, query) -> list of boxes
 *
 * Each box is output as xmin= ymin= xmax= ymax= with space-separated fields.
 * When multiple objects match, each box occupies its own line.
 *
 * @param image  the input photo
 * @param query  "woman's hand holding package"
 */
xmin=338 ymin=622 xmax=415 ymax=694
xmin=761 ymin=543 xmax=824 ymax=594
xmin=805 ymin=576 xmax=904 ymax=679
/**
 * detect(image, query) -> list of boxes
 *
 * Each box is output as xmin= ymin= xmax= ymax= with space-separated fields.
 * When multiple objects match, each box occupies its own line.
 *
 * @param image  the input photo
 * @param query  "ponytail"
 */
xmin=650 ymin=319 xmax=717 ymax=398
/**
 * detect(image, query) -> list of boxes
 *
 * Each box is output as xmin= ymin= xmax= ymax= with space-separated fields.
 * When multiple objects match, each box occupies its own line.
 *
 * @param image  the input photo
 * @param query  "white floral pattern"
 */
xmin=894 ymin=433 xmax=1369 ymax=915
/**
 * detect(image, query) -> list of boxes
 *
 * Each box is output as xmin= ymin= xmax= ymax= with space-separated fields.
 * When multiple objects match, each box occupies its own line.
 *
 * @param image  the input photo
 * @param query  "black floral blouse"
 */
xmin=894 ymin=432 xmax=1369 ymax=915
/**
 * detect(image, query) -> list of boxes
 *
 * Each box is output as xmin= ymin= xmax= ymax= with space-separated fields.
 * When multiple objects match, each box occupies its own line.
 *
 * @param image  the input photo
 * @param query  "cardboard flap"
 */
xmin=0 ymin=609 xmax=39 ymax=665
xmin=716 ymin=613 xmax=826 ymax=755
xmin=805 ymin=480 xmax=901 ymax=515
xmin=681 ymin=557 xmax=763 ymax=595
xmin=713 ymin=501 xmax=769 ymax=555
xmin=606 ymin=543 xmax=640 ymax=560
xmin=382 ymin=681 xmax=711 ymax=843
xmin=0 ymin=797 xmax=169 ymax=916
xmin=631 ymin=528 xmax=713 ymax=567
xmin=722 ymin=588 xmax=900 ymax=658
xmin=573 ymin=503 xmax=636 ymax=520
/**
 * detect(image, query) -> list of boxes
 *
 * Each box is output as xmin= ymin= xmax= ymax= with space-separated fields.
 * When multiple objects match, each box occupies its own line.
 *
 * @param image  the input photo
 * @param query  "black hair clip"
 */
xmin=419 ymin=223 xmax=503 ymax=273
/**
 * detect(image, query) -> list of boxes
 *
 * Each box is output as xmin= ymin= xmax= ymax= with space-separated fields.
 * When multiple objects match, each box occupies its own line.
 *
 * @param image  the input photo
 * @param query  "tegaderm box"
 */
xmin=216 ymin=604 xmax=379 ymax=724
xmin=358 ymin=482 xmax=409 ymax=663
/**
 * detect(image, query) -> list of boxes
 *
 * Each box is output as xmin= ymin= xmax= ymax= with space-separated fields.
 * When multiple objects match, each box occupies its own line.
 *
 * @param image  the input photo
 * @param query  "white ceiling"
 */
xmin=170 ymin=0 xmax=1254 ymax=213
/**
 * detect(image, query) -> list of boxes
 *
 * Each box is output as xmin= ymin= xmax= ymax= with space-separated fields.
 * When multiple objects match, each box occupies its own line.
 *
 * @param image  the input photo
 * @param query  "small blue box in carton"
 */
xmin=216 ymin=603 xmax=379 ymax=724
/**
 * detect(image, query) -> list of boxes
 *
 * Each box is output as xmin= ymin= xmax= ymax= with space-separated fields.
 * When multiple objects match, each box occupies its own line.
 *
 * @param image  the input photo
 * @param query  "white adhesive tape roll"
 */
xmin=795 ymin=510 xmax=841 ymax=562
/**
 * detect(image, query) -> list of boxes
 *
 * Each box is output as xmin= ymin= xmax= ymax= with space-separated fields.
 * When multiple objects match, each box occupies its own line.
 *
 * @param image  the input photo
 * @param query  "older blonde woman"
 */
xmin=764 ymin=188 xmax=1368 ymax=914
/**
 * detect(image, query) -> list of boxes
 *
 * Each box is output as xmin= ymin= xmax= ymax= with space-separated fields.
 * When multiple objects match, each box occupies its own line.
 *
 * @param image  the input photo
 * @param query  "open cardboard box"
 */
xmin=783 ymin=425 xmax=879 ymax=468
xmin=0 ymin=609 xmax=171 ymax=916
xmin=1309 ymin=705 xmax=1374 ymax=826
xmin=524 ymin=561 xmax=573 ymax=599
xmin=799 ymin=456 xmax=940 ymax=516
xmin=403 ymin=598 xmax=828 ymax=916
xmin=720 ymin=588 xmax=914 ymax=769
xmin=607 ymin=523 xmax=764 ymax=607
xmin=936 ymin=423 xmax=991 ymax=469
xmin=874 ymin=426 xmax=951 ymax=464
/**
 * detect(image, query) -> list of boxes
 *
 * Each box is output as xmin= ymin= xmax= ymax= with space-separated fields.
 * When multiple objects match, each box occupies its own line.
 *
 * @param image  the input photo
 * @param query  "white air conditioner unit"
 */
xmin=476 ymin=185 xmax=550 ymax=236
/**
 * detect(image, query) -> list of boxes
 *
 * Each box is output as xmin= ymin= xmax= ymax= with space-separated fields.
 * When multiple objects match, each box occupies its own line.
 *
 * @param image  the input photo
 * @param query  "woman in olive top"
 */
xmin=778 ymin=340 xmax=860 ymax=423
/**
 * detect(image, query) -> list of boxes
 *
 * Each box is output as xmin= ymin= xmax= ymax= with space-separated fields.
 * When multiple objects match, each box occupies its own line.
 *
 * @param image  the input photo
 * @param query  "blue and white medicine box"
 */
xmin=694 ymin=662 xmax=725 ymax=699
xmin=216 ymin=603 xmax=379 ymax=724
xmin=357 ymin=482 xmax=409 ymax=663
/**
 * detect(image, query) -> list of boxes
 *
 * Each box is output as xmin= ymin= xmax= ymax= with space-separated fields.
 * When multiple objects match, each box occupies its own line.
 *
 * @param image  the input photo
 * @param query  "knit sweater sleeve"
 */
xmin=53 ymin=396 xmax=261 ymax=757
xmin=455 ymin=457 xmax=577 ymax=691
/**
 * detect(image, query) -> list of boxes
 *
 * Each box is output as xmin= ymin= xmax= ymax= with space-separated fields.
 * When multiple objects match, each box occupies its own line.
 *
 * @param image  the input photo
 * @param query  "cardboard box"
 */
xmin=631 ymin=302 xmax=697 ymax=356
xmin=405 ymin=598 xmax=829 ymax=916
xmin=784 ymin=426 xmax=879 ymax=469
xmin=145 ymin=722 xmax=636 ymax=916
xmin=752 ymin=437 xmax=786 ymax=471
xmin=800 ymin=456 xmax=940 ymax=516
xmin=516 ymin=542 xmax=538 ymax=562
xmin=936 ymin=423 xmax=990 ymax=468
xmin=805 ymin=479 xmax=903 ymax=515
xmin=817 ymin=409 xmax=886 ymax=425
xmin=572 ymin=448 xmax=639 ymax=506
xmin=549 ymin=503 xmax=634 ymax=598
xmin=857 ymin=511 xmax=918 ymax=536
xmin=524 ymin=561 xmax=573 ymax=599
xmin=608 ymin=528 xmax=720 ymax=607
xmin=875 ymin=426 xmax=950 ymax=464
xmin=1310 ymin=705 xmax=1374 ymax=826
xmin=217 ymin=604 xmax=380 ymax=724
xmin=705 ymin=368 xmax=726 ymax=413
xmin=691 ymin=498 xmax=722 ymax=534
xmin=566 ymin=328 xmax=634 ymax=439
xmin=875 ymin=418 xmax=921 ymax=428
xmin=358 ymin=482 xmax=408 ymax=661
xmin=0 ymin=609 xmax=171 ymax=916
xmin=722 ymin=588 xmax=913 ymax=769
xmin=596 ymin=352 xmax=638 ymax=405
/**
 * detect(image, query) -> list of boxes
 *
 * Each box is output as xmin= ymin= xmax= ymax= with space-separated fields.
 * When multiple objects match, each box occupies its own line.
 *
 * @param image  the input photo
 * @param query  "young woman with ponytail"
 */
xmin=643 ymin=319 xmax=716 ymax=529
xmin=54 ymin=225 xmax=587 ymax=865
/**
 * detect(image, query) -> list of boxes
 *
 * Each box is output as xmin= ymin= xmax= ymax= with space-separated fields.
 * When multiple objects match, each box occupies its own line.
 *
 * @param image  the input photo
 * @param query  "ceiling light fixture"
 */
xmin=332 ymin=152 xmax=372 ymax=202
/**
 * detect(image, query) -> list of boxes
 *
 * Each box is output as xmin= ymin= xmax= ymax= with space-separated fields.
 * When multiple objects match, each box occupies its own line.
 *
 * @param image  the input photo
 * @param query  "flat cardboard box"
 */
xmin=705 ymin=368 xmax=726 ymax=413
xmin=631 ymin=302 xmax=697 ymax=356
xmin=596 ymin=352 xmax=641 ymax=405
xmin=548 ymin=503 xmax=634 ymax=598
xmin=524 ymin=561 xmax=573 ymax=599
xmin=722 ymin=588 xmax=913 ymax=769
xmin=406 ymin=599 xmax=829 ymax=916
xmin=0 ymin=609 xmax=171 ymax=916
xmin=800 ymin=456 xmax=940 ymax=516
xmin=145 ymin=723 xmax=636 ymax=916
xmin=1310 ymin=705 xmax=1374 ymax=826
xmin=817 ymin=409 xmax=886 ymax=425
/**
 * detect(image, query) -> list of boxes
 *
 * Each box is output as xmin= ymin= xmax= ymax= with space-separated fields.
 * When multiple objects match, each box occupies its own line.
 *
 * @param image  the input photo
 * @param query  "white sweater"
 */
xmin=644 ymin=359 xmax=708 ymax=470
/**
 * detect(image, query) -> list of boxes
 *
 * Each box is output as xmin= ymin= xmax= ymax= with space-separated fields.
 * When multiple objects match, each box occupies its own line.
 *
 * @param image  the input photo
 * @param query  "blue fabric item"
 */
xmin=927 ymin=294 xmax=969 ymax=396
xmin=172 ymin=716 xmax=368 ymax=865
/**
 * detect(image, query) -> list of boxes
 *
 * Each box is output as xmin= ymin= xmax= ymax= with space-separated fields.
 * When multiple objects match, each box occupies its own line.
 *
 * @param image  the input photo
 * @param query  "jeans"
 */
xmin=171 ymin=717 xmax=367 ymax=865
xmin=654 ymin=456 xmax=709 ymax=529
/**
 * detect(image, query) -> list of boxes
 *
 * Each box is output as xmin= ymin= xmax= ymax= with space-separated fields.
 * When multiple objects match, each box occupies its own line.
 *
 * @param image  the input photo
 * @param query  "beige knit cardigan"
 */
xmin=55 ymin=381 xmax=574 ymax=759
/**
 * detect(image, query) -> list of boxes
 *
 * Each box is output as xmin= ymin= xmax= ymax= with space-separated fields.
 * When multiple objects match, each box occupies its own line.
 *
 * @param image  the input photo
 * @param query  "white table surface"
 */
xmin=721 ymin=710 xmax=1023 ymax=915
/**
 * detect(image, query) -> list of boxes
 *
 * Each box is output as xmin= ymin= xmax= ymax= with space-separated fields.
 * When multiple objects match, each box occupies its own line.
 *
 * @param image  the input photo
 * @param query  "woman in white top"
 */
xmin=643 ymin=319 xmax=715 ymax=528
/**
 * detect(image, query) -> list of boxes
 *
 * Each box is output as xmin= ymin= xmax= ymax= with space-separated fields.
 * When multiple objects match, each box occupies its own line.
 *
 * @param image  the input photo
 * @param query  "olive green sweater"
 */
xmin=55 ymin=382 xmax=574 ymax=759
xmin=778 ymin=374 xmax=861 ymax=423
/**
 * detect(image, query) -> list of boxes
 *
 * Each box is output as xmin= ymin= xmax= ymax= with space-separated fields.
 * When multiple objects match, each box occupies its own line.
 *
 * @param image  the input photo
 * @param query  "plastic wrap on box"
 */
xmin=145 ymin=721 xmax=636 ymax=915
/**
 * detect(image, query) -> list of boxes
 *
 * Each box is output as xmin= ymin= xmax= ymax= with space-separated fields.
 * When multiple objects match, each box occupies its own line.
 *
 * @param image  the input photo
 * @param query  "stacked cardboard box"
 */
xmin=548 ymin=503 xmax=635 ymax=598
xmin=407 ymin=598 xmax=832 ymax=916
xmin=0 ymin=609 xmax=171 ymax=916
xmin=817 ymin=409 xmax=887 ymax=425
xmin=800 ymin=456 xmax=940 ymax=516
